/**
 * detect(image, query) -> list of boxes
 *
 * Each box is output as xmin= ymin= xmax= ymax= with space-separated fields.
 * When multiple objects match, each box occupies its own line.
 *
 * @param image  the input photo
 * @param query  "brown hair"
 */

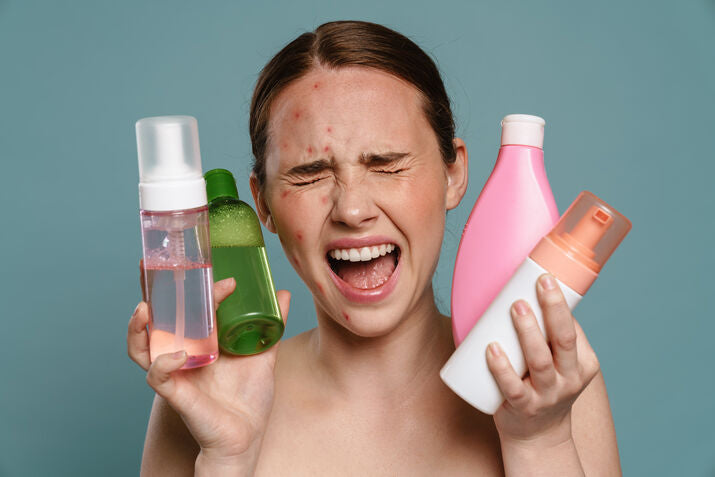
xmin=249 ymin=20 xmax=456 ymax=186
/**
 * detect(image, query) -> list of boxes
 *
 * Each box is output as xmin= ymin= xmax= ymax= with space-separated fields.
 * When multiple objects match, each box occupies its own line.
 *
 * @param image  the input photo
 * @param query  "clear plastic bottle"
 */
xmin=442 ymin=191 xmax=632 ymax=414
xmin=204 ymin=169 xmax=284 ymax=355
xmin=136 ymin=116 xmax=217 ymax=369
xmin=451 ymin=115 xmax=559 ymax=345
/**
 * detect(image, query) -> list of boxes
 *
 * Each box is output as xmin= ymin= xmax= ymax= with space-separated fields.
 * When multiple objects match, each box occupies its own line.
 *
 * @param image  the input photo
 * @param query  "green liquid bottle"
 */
xmin=205 ymin=169 xmax=284 ymax=355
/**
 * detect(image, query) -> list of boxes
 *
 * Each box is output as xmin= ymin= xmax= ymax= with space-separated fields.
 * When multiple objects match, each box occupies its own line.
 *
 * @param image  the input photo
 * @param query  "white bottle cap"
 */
xmin=136 ymin=116 xmax=208 ymax=211
xmin=500 ymin=114 xmax=545 ymax=149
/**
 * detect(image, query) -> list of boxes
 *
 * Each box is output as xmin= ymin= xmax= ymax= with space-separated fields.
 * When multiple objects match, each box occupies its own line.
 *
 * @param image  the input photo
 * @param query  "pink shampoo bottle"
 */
xmin=451 ymin=115 xmax=559 ymax=346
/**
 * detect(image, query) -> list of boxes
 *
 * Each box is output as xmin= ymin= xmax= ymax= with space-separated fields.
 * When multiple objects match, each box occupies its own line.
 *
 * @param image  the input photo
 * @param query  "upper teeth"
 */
xmin=329 ymin=243 xmax=396 ymax=262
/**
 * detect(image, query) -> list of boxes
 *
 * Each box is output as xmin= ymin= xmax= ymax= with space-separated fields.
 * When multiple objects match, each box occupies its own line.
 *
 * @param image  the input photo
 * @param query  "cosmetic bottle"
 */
xmin=451 ymin=115 xmax=559 ymax=346
xmin=136 ymin=116 xmax=217 ymax=369
xmin=441 ymin=191 xmax=631 ymax=414
xmin=205 ymin=169 xmax=284 ymax=355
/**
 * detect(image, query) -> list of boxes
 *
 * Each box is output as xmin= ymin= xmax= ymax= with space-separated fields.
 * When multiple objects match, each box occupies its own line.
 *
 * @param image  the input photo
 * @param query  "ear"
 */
xmin=249 ymin=173 xmax=277 ymax=233
xmin=445 ymin=137 xmax=469 ymax=210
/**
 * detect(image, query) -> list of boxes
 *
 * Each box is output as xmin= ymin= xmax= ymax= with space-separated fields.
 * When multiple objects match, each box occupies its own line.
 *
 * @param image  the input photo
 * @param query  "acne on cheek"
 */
xmin=342 ymin=312 xmax=350 ymax=321
xmin=280 ymin=190 xmax=289 ymax=199
xmin=296 ymin=231 xmax=303 ymax=241
xmin=321 ymin=196 xmax=328 ymax=204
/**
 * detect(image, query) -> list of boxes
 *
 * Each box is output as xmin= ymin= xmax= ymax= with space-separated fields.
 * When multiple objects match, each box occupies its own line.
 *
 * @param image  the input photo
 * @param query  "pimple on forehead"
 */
xmin=323 ymin=146 xmax=330 ymax=152
xmin=294 ymin=111 xmax=301 ymax=119
xmin=307 ymin=146 xmax=313 ymax=153
xmin=313 ymin=82 xmax=320 ymax=89
xmin=326 ymin=126 xmax=332 ymax=133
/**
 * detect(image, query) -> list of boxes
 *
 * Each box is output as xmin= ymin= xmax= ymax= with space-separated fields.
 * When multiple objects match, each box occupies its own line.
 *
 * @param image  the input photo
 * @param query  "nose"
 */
xmin=330 ymin=177 xmax=379 ymax=229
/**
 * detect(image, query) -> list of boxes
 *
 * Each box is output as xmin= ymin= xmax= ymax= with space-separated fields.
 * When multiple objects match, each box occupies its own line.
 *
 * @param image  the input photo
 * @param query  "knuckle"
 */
xmin=556 ymin=330 xmax=578 ymax=351
xmin=530 ymin=356 xmax=553 ymax=374
xmin=505 ymin=386 xmax=527 ymax=403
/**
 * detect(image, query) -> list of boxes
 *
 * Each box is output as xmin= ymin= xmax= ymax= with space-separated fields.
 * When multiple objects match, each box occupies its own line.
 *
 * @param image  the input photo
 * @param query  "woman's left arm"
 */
xmin=486 ymin=274 xmax=622 ymax=477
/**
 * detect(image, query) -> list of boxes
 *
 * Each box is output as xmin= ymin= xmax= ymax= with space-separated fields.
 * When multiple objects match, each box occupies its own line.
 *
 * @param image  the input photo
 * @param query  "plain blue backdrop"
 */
xmin=1 ymin=1 xmax=713 ymax=475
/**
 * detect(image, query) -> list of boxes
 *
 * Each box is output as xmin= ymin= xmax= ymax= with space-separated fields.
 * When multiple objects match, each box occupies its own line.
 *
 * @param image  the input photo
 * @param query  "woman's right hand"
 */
xmin=127 ymin=277 xmax=291 ymax=474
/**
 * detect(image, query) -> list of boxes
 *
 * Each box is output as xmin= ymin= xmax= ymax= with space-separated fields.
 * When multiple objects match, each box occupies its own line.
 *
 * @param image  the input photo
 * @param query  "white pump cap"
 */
xmin=136 ymin=116 xmax=208 ymax=211
xmin=500 ymin=114 xmax=545 ymax=149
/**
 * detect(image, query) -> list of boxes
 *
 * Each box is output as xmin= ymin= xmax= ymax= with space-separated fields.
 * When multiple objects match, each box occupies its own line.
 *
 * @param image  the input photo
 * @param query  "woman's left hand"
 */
xmin=486 ymin=274 xmax=601 ymax=448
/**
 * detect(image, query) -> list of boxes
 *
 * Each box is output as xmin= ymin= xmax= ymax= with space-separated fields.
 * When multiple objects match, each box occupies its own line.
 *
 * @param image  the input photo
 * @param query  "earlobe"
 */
xmin=249 ymin=173 xmax=277 ymax=234
xmin=445 ymin=138 xmax=469 ymax=210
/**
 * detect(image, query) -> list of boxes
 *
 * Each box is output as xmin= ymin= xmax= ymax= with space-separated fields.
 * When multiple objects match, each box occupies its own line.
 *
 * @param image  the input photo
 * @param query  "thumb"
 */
xmin=213 ymin=277 xmax=237 ymax=308
xmin=276 ymin=290 xmax=291 ymax=325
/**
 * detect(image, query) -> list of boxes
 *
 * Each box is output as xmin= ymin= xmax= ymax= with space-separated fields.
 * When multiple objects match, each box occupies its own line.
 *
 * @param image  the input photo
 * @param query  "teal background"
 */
xmin=1 ymin=0 xmax=713 ymax=475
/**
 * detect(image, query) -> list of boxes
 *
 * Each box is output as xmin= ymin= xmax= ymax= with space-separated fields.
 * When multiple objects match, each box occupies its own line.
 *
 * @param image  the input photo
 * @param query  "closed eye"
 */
xmin=292 ymin=177 xmax=325 ymax=186
xmin=374 ymin=169 xmax=404 ymax=175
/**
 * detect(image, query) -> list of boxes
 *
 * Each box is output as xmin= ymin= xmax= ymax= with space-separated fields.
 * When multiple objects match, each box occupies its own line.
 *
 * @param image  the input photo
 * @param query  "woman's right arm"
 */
xmin=128 ymin=278 xmax=291 ymax=476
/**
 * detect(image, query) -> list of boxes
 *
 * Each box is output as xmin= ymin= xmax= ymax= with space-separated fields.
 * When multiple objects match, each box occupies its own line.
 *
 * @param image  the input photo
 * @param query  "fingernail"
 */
xmin=133 ymin=303 xmax=142 ymax=316
xmin=171 ymin=350 xmax=186 ymax=359
xmin=540 ymin=275 xmax=557 ymax=290
xmin=488 ymin=342 xmax=502 ymax=358
xmin=513 ymin=300 xmax=529 ymax=316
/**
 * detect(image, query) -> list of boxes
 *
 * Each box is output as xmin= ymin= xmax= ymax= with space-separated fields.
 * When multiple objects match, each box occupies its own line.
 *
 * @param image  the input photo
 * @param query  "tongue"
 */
xmin=336 ymin=253 xmax=396 ymax=289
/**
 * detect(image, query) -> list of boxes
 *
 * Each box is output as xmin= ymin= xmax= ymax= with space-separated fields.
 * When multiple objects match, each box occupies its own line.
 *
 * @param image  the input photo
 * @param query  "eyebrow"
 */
xmin=285 ymin=151 xmax=410 ymax=176
xmin=286 ymin=159 xmax=334 ymax=176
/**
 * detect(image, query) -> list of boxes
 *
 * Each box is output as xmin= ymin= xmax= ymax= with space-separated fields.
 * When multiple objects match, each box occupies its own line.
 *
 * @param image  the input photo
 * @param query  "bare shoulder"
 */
xmin=571 ymin=370 xmax=622 ymax=476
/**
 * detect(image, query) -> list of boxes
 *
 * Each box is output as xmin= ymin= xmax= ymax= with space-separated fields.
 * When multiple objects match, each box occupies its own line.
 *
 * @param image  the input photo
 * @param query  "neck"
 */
xmin=309 ymin=285 xmax=455 ymax=405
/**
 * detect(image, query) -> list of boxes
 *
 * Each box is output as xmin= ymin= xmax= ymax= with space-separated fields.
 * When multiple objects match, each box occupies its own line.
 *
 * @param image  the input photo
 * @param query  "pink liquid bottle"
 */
xmin=136 ymin=116 xmax=218 ymax=369
xmin=451 ymin=115 xmax=559 ymax=346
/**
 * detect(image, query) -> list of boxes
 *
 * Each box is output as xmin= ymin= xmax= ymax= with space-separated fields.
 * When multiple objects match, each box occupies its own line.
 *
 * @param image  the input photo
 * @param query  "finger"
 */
xmin=486 ymin=342 xmax=532 ymax=409
xmin=511 ymin=300 xmax=557 ymax=391
xmin=276 ymin=290 xmax=291 ymax=325
xmin=128 ymin=302 xmax=151 ymax=370
xmin=573 ymin=319 xmax=600 ymax=382
xmin=213 ymin=277 xmax=237 ymax=308
xmin=536 ymin=274 xmax=578 ymax=377
xmin=146 ymin=351 xmax=189 ymax=404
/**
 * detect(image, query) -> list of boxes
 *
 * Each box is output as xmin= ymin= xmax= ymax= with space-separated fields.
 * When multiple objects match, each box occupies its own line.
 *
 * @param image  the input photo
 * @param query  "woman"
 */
xmin=128 ymin=21 xmax=621 ymax=476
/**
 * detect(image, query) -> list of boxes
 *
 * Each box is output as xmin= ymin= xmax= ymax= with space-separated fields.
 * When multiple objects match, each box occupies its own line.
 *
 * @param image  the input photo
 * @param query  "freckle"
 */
xmin=307 ymin=146 xmax=313 ymax=153
xmin=296 ymin=231 xmax=303 ymax=241
xmin=281 ymin=190 xmax=289 ymax=199
xmin=342 ymin=312 xmax=350 ymax=321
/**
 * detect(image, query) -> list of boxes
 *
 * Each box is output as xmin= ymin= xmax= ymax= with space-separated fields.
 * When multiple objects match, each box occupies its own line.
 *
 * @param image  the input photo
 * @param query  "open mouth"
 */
xmin=327 ymin=243 xmax=401 ymax=290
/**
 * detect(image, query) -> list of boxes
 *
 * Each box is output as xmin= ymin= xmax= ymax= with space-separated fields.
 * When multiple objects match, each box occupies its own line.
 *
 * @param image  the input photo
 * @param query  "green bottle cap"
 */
xmin=205 ymin=168 xmax=239 ymax=202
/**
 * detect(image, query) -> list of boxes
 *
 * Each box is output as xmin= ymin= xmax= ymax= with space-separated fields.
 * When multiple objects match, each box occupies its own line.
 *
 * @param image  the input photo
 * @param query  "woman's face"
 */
xmin=252 ymin=66 xmax=467 ymax=337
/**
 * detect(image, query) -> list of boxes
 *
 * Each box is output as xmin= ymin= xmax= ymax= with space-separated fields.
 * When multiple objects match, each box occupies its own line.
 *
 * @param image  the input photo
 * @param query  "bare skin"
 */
xmin=129 ymin=67 xmax=621 ymax=476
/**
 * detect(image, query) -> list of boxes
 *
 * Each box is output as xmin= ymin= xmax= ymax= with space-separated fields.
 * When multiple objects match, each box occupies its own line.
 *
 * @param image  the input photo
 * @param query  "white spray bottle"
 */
xmin=136 ymin=116 xmax=218 ymax=369
xmin=441 ymin=191 xmax=632 ymax=414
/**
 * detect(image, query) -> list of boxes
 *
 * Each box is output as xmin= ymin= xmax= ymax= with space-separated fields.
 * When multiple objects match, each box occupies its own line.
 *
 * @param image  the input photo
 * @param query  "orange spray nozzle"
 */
xmin=530 ymin=191 xmax=632 ymax=294
xmin=560 ymin=205 xmax=615 ymax=261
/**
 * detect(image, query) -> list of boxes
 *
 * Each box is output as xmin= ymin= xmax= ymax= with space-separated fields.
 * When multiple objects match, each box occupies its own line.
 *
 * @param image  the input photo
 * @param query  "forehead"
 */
xmin=266 ymin=66 xmax=431 ymax=158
